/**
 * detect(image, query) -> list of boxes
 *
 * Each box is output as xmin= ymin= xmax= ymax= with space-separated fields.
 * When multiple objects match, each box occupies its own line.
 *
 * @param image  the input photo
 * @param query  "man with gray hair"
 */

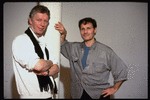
xmin=12 ymin=5 xmax=59 ymax=99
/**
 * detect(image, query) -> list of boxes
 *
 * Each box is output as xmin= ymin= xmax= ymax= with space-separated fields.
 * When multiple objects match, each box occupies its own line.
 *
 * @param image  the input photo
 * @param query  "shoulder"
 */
xmin=72 ymin=41 xmax=82 ymax=46
xmin=95 ymin=41 xmax=113 ymax=53
xmin=13 ymin=34 xmax=29 ymax=42
xmin=13 ymin=34 xmax=31 ymax=44
xmin=61 ymin=40 xmax=82 ymax=48
xmin=12 ymin=34 xmax=33 ymax=48
xmin=70 ymin=41 xmax=83 ymax=50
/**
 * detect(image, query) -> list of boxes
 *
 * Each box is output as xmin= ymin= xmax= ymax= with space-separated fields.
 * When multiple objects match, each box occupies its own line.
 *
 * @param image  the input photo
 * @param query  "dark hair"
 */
xmin=28 ymin=5 xmax=50 ymax=25
xmin=78 ymin=17 xmax=97 ymax=29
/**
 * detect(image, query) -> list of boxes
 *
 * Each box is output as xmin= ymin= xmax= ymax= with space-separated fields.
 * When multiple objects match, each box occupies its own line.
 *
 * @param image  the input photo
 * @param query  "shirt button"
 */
xmin=81 ymin=81 xmax=83 ymax=84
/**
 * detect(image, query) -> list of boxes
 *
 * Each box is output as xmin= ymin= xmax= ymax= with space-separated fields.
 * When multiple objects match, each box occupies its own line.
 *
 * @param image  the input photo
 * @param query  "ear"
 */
xmin=29 ymin=17 xmax=32 ymax=25
xmin=94 ymin=27 xmax=97 ymax=35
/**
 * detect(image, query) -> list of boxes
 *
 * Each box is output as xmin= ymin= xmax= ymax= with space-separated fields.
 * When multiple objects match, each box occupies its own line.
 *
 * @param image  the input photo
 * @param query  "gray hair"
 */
xmin=28 ymin=5 xmax=50 ymax=25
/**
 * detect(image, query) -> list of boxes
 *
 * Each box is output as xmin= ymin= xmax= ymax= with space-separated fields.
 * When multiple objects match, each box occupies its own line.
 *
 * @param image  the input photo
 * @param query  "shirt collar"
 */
xmin=29 ymin=27 xmax=47 ymax=46
xmin=81 ymin=38 xmax=97 ymax=50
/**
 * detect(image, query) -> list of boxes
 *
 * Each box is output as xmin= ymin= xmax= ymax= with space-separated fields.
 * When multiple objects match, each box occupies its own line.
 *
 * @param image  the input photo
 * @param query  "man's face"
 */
xmin=29 ymin=12 xmax=49 ymax=38
xmin=80 ymin=22 xmax=97 ymax=42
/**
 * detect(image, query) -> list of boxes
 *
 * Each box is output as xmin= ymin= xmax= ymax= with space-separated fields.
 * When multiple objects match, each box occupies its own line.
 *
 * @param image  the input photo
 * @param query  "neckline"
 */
xmin=83 ymin=44 xmax=90 ymax=50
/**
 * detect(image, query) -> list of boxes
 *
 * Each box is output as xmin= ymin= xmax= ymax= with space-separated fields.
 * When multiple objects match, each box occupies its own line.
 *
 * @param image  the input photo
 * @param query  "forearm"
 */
xmin=48 ymin=64 xmax=59 ymax=76
xmin=112 ymin=80 xmax=124 ymax=91
xmin=54 ymin=21 xmax=67 ymax=43
xmin=33 ymin=59 xmax=53 ymax=73
xmin=101 ymin=80 xmax=125 ymax=97
xmin=60 ymin=31 xmax=67 ymax=43
xmin=33 ymin=64 xmax=59 ymax=76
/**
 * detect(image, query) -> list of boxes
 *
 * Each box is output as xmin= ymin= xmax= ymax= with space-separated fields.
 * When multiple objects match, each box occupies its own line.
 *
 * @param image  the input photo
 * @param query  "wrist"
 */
xmin=47 ymin=69 xmax=49 ymax=76
xmin=48 ymin=60 xmax=53 ymax=68
xmin=111 ymin=86 xmax=118 ymax=92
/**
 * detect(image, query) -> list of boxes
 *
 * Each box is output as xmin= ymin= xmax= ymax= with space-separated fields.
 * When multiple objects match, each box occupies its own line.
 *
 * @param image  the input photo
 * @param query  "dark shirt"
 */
xmin=81 ymin=44 xmax=90 ymax=69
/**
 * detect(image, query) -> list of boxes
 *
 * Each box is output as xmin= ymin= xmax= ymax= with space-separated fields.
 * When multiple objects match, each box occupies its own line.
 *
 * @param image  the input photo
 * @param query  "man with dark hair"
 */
xmin=55 ymin=17 xmax=128 ymax=99
xmin=12 ymin=5 xmax=59 ymax=99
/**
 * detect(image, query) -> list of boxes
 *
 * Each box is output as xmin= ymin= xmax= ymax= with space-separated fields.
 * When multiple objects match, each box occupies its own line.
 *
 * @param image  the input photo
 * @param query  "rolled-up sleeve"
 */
xmin=12 ymin=35 xmax=40 ymax=70
xmin=49 ymin=52 xmax=58 ymax=65
xmin=110 ymin=50 xmax=128 ymax=83
xmin=61 ymin=40 xmax=72 ymax=60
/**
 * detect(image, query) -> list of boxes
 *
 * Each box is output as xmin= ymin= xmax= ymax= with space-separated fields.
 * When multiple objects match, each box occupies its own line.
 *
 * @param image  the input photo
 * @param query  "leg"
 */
xmin=99 ymin=94 xmax=110 ymax=99
xmin=81 ymin=90 xmax=92 ymax=99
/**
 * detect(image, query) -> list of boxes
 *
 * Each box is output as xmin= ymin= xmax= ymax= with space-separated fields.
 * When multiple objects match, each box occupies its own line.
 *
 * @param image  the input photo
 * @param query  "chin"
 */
xmin=84 ymin=37 xmax=90 ymax=40
xmin=83 ymin=39 xmax=90 ymax=41
xmin=37 ymin=31 xmax=44 ymax=35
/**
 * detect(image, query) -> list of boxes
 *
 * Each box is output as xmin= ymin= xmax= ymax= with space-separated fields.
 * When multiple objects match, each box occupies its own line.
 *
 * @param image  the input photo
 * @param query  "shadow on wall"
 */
xmin=59 ymin=64 xmax=71 ymax=99
xmin=11 ymin=74 xmax=20 ymax=99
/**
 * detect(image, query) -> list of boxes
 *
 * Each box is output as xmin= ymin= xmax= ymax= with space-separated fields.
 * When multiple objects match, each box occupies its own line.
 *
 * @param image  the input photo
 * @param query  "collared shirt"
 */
xmin=12 ymin=28 xmax=58 ymax=98
xmin=61 ymin=40 xmax=128 ymax=99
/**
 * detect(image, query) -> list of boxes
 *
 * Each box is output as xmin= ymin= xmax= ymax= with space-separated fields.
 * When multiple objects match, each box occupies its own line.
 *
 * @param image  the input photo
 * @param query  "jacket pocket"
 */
xmin=72 ymin=55 xmax=79 ymax=62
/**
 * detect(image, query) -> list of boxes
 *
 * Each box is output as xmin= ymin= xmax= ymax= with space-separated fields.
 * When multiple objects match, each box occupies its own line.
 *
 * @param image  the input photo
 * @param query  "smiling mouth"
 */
xmin=83 ymin=34 xmax=89 ymax=37
xmin=38 ymin=27 xmax=44 ymax=31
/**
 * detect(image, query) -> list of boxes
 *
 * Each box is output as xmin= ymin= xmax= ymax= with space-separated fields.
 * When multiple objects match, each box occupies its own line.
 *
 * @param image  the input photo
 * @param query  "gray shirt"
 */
xmin=61 ymin=40 xmax=128 ymax=99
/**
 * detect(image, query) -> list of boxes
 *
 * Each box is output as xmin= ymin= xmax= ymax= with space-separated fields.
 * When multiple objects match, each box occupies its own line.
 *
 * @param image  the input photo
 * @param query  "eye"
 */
xmin=87 ymin=27 xmax=91 ymax=29
xmin=36 ymin=19 xmax=41 ymax=21
xmin=81 ymin=28 xmax=85 ymax=31
xmin=44 ymin=20 xmax=48 ymax=23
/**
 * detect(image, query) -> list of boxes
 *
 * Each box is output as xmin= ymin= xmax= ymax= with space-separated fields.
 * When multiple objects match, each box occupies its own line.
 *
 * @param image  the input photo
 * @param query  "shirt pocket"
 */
xmin=92 ymin=62 xmax=109 ymax=73
xmin=72 ymin=55 xmax=79 ymax=62
xmin=71 ymin=55 xmax=81 ymax=68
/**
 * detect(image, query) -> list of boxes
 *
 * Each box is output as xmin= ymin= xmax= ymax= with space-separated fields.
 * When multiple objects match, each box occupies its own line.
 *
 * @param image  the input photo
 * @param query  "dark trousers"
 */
xmin=47 ymin=97 xmax=52 ymax=99
xmin=81 ymin=90 xmax=110 ymax=99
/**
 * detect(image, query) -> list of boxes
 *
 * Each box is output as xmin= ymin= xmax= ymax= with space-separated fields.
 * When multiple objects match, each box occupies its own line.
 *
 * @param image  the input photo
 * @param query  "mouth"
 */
xmin=83 ymin=34 xmax=89 ymax=37
xmin=38 ymin=27 xmax=44 ymax=31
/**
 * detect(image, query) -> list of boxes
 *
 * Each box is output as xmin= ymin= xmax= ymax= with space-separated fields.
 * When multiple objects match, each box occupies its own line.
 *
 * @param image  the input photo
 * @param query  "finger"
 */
xmin=55 ymin=28 xmax=62 ymax=32
xmin=101 ymin=91 xmax=107 ymax=95
xmin=54 ymin=26 xmax=60 ymax=29
xmin=43 ymin=72 xmax=48 ymax=76
xmin=102 ymin=89 xmax=107 ymax=93
xmin=58 ymin=22 xmax=64 ymax=28
xmin=54 ymin=25 xmax=61 ymax=29
xmin=103 ymin=93 xmax=109 ymax=98
xmin=54 ymin=24 xmax=60 ymax=28
xmin=55 ymin=22 xmax=61 ymax=26
xmin=58 ymin=21 xmax=62 ymax=25
xmin=102 ymin=89 xmax=107 ymax=92
xmin=55 ymin=25 xmax=63 ymax=30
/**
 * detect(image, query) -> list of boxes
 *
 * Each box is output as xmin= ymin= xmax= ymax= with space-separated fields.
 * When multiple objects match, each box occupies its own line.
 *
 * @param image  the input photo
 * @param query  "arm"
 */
xmin=54 ymin=22 xmax=71 ymax=59
xmin=12 ymin=36 xmax=59 ymax=76
xmin=33 ymin=60 xmax=59 ymax=76
xmin=101 ymin=50 xmax=128 ymax=98
xmin=47 ymin=64 xmax=59 ymax=76
xmin=54 ymin=22 xmax=67 ymax=43
xmin=34 ymin=64 xmax=59 ymax=76
xmin=33 ymin=59 xmax=53 ymax=73
xmin=101 ymin=80 xmax=124 ymax=98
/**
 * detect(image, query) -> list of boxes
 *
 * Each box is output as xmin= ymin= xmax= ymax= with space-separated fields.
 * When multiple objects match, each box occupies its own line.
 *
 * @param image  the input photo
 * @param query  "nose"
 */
xmin=40 ymin=21 xmax=45 ymax=27
xmin=84 ymin=29 xmax=88 ymax=34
